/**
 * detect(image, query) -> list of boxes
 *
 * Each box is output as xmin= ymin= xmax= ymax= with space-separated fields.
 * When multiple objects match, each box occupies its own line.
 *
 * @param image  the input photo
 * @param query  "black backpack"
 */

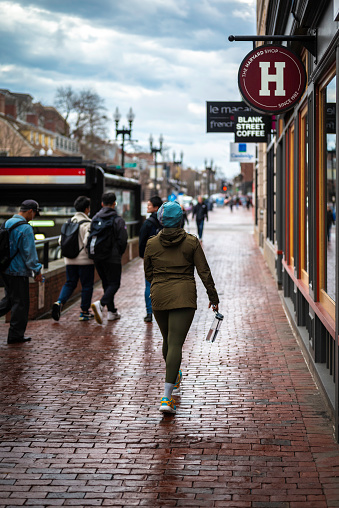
xmin=147 ymin=216 xmax=162 ymax=235
xmin=60 ymin=219 xmax=90 ymax=259
xmin=0 ymin=220 xmax=27 ymax=272
xmin=87 ymin=215 xmax=116 ymax=260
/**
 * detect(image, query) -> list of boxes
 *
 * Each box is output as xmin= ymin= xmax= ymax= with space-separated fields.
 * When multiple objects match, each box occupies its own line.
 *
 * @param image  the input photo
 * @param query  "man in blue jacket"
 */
xmin=0 ymin=200 xmax=43 ymax=344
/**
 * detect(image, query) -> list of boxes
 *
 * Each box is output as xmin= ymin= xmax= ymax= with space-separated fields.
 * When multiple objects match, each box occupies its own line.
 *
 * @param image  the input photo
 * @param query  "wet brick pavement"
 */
xmin=1 ymin=206 xmax=339 ymax=507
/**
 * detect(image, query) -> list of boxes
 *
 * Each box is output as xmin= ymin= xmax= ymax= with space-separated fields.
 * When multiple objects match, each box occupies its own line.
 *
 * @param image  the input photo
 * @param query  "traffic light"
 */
xmin=221 ymin=181 xmax=227 ymax=192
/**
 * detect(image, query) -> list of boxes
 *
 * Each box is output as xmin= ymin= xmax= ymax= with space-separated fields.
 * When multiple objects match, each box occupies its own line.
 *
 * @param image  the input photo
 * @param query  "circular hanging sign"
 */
xmin=238 ymin=45 xmax=306 ymax=114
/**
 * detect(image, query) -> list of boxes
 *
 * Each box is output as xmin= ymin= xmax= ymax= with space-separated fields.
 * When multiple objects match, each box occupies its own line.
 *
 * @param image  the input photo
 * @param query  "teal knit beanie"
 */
xmin=157 ymin=201 xmax=183 ymax=227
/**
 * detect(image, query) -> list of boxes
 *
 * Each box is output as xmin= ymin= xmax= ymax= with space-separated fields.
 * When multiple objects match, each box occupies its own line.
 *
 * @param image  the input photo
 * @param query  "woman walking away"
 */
xmin=144 ymin=201 xmax=219 ymax=414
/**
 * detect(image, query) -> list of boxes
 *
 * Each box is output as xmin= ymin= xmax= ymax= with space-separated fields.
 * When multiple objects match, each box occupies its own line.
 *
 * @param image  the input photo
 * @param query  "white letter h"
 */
xmin=259 ymin=61 xmax=286 ymax=96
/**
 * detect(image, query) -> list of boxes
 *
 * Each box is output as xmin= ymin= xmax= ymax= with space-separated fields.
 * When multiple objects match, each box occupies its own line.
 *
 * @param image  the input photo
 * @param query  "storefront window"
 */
xmin=300 ymin=107 xmax=309 ymax=281
xmin=325 ymin=76 xmax=336 ymax=301
xmin=286 ymin=125 xmax=294 ymax=266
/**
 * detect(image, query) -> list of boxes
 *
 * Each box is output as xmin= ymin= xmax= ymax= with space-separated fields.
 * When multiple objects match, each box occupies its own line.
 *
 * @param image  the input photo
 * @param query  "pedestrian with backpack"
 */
xmin=139 ymin=196 xmax=163 ymax=323
xmin=52 ymin=196 xmax=94 ymax=322
xmin=89 ymin=192 xmax=128 ymax=324
xmin=0 ymin=199 xmax=43 ymax=344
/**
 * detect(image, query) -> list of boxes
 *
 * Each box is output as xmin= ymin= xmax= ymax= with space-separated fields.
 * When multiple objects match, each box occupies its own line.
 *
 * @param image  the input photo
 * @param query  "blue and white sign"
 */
xmin=168 ymin=193 xmax=177 ymax=202
xmin=230 ymin=142 xmax=256 ymax=162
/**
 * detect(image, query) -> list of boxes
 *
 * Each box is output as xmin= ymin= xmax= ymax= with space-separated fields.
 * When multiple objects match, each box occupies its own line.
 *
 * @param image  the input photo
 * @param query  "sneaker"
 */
xmin=107 ymin=311 xmax=121 ymax=321
xmin=91 ymin=301 xmax=103 ymax=324
xmin=144 ymin=313 xmax=152 ymax=323
xmin=172 ymin=370 xmax=182 ymax=394
xmin=52 ymin=301 xmax=62 ymax=321
xmin=159 ymin=397 xmax=176 ymax=414
xmin=79 ymin=311 xmax=95 ymax=321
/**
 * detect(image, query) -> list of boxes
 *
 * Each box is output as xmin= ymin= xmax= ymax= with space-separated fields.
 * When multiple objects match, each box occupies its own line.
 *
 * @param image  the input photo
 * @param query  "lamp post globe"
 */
xmin=114 ymin=107 xmax=135 ymax=174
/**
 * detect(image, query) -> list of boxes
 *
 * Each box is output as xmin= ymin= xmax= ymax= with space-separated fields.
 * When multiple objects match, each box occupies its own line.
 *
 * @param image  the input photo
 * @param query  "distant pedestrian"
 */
xmin=52 ymin=196 xmax=94 ymax=322
xmin=90 ymin=192 xmax=128 ymax=324
xmin=192 ymin=195 xmax=208 ymax=242
xmin=144 ymin=201 xmax=219 ymax=414
xmin=139 ymin=196 xmax=163 ymax=323
xmin=180 ymin=204 xmax=189 ymax=229
xmin=0 ymin=199 xmax=43 ymax=344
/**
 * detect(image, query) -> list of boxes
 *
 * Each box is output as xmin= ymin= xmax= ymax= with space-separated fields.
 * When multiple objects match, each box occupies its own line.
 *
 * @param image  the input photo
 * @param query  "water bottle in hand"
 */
xmin=206 ymin=311 xmax=224 ymax=343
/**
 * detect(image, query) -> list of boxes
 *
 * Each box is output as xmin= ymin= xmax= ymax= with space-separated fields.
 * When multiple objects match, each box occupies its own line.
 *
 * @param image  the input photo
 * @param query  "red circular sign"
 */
xmin=238 ymin=45 xmax=306 ymax=114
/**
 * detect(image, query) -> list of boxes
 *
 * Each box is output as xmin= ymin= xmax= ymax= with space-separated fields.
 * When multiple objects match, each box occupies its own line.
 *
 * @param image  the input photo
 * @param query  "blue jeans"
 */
xmin=145 ymin=278 xmax=152 ymax=314
xmin=197 ymin=219 xmax=204 ymax=239
xmin=58 ymin=264 xmax=94 ymax=312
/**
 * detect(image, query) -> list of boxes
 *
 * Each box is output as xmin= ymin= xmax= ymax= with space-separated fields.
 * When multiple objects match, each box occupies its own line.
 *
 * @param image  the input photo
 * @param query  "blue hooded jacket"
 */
xmin=4 ymin=215 xmax=42 ymax=277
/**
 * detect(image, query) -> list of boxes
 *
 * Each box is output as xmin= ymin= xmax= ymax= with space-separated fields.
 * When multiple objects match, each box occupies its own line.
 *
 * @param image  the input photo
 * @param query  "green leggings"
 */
xmin=153 ymin=308 xmax=195 ymax=384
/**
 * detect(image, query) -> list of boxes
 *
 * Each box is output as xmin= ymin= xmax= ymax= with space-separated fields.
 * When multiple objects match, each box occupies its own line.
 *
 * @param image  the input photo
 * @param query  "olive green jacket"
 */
xmin=144 ymin=228 xmax=219 ymax=310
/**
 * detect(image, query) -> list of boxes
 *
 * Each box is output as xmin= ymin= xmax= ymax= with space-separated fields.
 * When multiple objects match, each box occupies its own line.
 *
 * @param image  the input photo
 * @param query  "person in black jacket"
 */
xmin=180 ymin=204 xmax=189 ymax=229
xmin=192 ymin=196 xmax=208 ymax=242
xmin=91 ymin=192 xmax=128 ymax=324
xmin=139 ymin=196 xmax=163 ymax=322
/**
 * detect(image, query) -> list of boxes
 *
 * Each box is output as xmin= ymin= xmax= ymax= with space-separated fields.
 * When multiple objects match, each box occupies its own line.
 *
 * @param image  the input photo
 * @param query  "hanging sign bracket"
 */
xmin=228 ymin=34 xmax=317 ymax=60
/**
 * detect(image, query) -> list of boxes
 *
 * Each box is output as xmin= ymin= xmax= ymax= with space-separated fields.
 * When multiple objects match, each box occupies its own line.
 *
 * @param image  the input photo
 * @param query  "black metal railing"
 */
xmin=34 ymin=236 xmax=60 ymax=270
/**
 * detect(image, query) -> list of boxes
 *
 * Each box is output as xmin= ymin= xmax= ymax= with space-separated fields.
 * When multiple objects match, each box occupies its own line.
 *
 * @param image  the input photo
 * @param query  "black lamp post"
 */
xmin=149 ymin=134 xmax=163 ymax=196
xmin=173 ymin=150 xmax=183 ymax=175
xmin=114 ymin=107 xmax=135 ymax=173
xmin=172 ymin=151 xmax=184 ymax=194
xmin=204 ymin=159 xmax=214 ymax=198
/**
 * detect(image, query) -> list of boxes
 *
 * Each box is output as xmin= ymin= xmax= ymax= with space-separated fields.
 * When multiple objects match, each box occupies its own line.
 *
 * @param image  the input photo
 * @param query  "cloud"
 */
xmin=0 ymin=0 xmax=256 ymax=177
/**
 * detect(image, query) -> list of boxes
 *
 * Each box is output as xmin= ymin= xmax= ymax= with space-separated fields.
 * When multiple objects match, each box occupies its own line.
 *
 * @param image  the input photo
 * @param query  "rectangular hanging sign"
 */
xmin=234 ymin=112 xmax=270 ymax=143
xmin=230 ymin=142 xmax=256 ymax=162
xmin=206 ymin=101 xmax=254 ymax=133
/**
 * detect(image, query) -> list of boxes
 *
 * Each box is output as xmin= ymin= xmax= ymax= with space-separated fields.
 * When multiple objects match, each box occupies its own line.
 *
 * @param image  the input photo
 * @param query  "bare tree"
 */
xmin=0 ymin=118 xmax=32 ymax=156
xmin=54 ymin=86 xmax=77 ymax=136
xmin=54 ymin=86 xmax=107 ymax=141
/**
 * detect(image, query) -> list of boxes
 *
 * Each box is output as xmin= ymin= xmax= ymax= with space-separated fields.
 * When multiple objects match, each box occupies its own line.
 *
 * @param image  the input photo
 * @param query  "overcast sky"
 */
xmin=0 ymin=0 xmax=256 ymax=179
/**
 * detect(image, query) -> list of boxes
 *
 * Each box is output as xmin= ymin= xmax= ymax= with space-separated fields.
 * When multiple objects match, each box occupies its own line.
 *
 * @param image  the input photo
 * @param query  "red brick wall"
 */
xmin=240 ymin=162 xmax=254 ymax=183
xmin=5 ymin=103 xmax=17 ymax=118
xmin=27 ymin=268 xmax=101 ymax=320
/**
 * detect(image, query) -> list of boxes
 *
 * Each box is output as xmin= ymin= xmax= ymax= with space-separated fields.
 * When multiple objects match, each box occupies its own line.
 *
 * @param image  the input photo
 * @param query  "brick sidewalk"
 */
xmin=1 ymin=206 xmax=339 ymax=507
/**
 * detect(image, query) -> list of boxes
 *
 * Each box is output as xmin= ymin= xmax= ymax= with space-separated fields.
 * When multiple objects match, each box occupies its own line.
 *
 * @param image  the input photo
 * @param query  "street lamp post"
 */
xmin=173 ymin=151 xmax=184 ymax=191
xmin=194 ymin=175 xmax=200 ymax=198
xmin=204 ymin=159 xmax=214 ymax=198
xmin=150 ymin=134 xmax=163 ymax=196
xmin=114 ymin=107 xmax=135 ymax=173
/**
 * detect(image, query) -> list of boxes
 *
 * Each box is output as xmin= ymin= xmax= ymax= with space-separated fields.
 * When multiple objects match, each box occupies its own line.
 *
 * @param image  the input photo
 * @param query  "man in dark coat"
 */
xmin=91 ymin=192 xmax=128 ymax=324
xmin=192 ymin=195 xmax=208 ymax=242
xmin=139 ymin=196 xmax=163 ymax=322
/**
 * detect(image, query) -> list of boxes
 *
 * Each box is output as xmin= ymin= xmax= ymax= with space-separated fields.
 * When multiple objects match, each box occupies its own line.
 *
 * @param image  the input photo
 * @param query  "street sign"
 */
xmin=238 ymin=45 xmax=306 ymax=114
xmin=206 ymin=101 xmax=254 ymax=133
xmin=116 ymin=163 xmax=137 ymax=169
xmin=230 ymin=142 xmax=256 ymax=162
xmin=168 ymin=193 xmax=177 ymax=201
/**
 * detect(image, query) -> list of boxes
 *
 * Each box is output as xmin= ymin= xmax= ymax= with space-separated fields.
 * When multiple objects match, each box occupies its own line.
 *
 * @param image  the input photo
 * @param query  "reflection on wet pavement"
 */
xmin=0 ymin=207 xmax=338 ymax=507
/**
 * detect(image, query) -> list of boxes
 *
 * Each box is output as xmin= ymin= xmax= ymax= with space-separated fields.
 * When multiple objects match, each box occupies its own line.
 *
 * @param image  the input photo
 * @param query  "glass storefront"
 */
xmin=324 ymin=75 xmax=336 ymax=301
